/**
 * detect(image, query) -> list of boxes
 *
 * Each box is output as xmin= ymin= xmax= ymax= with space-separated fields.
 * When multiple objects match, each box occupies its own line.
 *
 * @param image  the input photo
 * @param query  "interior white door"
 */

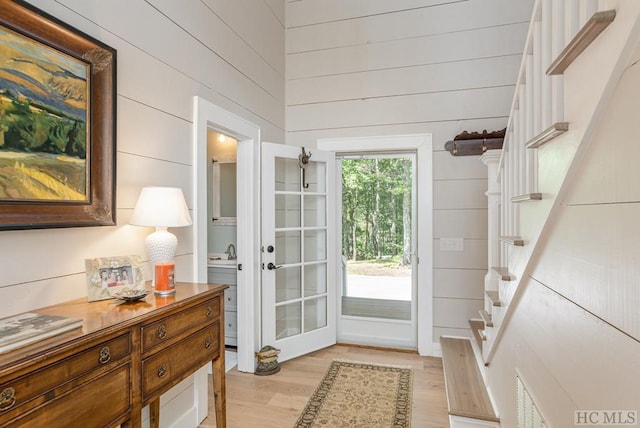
xmin=261 ymin=142 xmax=336 ymax=362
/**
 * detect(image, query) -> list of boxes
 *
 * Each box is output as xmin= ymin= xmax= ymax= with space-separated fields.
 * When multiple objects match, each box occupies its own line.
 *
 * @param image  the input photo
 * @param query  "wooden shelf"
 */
xmin=500 ymin=236 xmax=525 ymax=246
xmin=491 ymin=267 xmax=514 ymax=281
xmin=479 ymin=310 xmax=494 ymax=327
xmin=486 ymin=290 xmax=502 ymax=307
xmin=441 ymin=337 xmax=500 ymax=423
xmin=526 ymin=122 xmax=569 ymax=148
xmin=547 ymin=10 xmax=616 ymax=75
xmin=512 ymin=193 xmax=542 ymax=203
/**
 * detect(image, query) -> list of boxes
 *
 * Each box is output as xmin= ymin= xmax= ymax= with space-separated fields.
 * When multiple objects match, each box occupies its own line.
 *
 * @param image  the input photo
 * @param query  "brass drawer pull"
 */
xmin=206 ymin=306 xmax=212 ymax=317
xmin=157 ymin=324 xmax=167 ymax=340
xmin=205 ymin=337 xmax=212 ymax=349
xmin=0 ymin=387 xmax=16 ymax=412
xmin=157 ymin=364 xmax=167 ymax=378
xmin=99 ymin=346 xmax=111 ymax=364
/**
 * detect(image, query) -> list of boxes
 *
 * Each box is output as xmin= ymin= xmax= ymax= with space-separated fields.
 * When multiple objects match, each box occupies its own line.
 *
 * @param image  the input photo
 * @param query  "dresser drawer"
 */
xmin=10 ymin=362 xmax=131 ymax=427
xmin=141 ymin=323 xmax=220 ymax=401
xmin=0 ymin=332 xmax=131 ymax=424
xmin=224 ymin=285 xmax=237 ymax=311
xmin=141 ymin=297 xmax=220 ymax=354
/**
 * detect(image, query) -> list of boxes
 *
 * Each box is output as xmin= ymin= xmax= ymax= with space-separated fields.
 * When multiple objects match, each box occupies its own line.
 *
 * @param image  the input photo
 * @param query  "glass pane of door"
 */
xmin=273 ymin=156 xmax=329 ymax=340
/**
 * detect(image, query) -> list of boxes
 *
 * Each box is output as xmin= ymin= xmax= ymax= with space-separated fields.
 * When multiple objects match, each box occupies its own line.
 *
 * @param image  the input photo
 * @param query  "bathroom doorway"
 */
xmin=207 ymin=130 xmax=239 ymax=370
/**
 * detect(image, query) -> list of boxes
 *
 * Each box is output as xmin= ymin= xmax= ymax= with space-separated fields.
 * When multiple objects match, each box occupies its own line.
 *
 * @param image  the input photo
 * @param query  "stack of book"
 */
xmin=0 ymin=312 xmax=83 ymax=354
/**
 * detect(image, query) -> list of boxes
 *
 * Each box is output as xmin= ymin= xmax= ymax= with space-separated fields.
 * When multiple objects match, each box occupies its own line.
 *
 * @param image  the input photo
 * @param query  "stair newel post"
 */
xmin=480 ymin=150 xmax=503 ymax=304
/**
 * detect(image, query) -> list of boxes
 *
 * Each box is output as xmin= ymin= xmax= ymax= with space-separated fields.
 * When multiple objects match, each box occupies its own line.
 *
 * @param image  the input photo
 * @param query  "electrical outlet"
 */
xmin=440 ymin=238 xmax=464 ymax=252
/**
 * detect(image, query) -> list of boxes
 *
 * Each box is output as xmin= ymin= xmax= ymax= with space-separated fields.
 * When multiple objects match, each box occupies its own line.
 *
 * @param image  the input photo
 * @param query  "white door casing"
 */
xmin=193 ymin=96 xmax=261 ymax=373
xmin=318 ymin=134 xmax=434 ymax=356
xmin=261 ymin=142 xmax=337 ymax=362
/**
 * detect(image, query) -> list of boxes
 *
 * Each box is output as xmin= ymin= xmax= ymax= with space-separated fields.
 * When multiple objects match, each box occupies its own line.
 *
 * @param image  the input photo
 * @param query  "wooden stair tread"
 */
xmin=511 ymin=193 xmax=542 ymax=203
xmin=486 ymin=290 xmax=502 ymax=307
xmin=499 ymin=236 xmax=524 ymax=246
xmin=440 ymin=337 xmax=500 ymax=422
xmin=469 ymin=319 xmax=485 ymax=350
xmin=491 ymin=267 xmax=514 ymax=281
xmin=479 ymin=309 xmax=494 ymax=327
xmin=526 ymin=122 xmax=569 ymax=148
xmin=547 ymin=10 xmax=616 ymax=75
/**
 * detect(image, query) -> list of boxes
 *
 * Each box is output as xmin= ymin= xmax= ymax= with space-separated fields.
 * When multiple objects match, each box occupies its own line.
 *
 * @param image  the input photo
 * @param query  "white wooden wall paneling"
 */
xmin=57 ymin=0 xmax=284 ymax=127
xmin=148 ymin=0 xmax=284 ymax=98
xmin=287 ymin=55 xmax=522 ymax=106
xmin=433 ymin=151 xmax=488 ymax=180
xmin=433 ymin=240 xmax=488 ymax=270
xmin=117 ymin=154 xmax=193 ymax=206
xmin=118 ymin=97 xmax=192 ymax=165
xmin=287 ymin=23 xmax=530 ymax=79
xmin=286 ymin=0 xmax=461 ymax=28
xmin=434 ymin=298 xmax=484 ymax=329
xmin=434 ymin=269 xmax=486 ymax=300
xmin=286 ymin=117 xmax=510 ymax=147
xmin=201 ymin=0 xmax=285 ymax=74
xmin=288 ymin=86 xmax=514 ymax=131
xmin=530 ymin=204 xmax=640 ymax=340
xmin=507 ymin=279 xmax=640 ymax=418
xmin=489 ymin=306 xmax=578 ymax=427
xmin=434 ymin=180 xmax=489 ymax=210
xmin=287 ymin=0 xmax=533 ymax=53
xmin=563 ymin=60 xmax=640 ymax=205
xmin=33 ymin=1 xmax=284 ymax=141
xmin=434 ymin=210 xmax=488 ymax=239
xmin=264 ymin=0 xmax=285 ymax=28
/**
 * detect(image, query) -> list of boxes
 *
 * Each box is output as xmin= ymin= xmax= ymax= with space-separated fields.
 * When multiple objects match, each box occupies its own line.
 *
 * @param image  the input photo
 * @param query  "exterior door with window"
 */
xmin=261 ymin=143 xmax=336 ymax=362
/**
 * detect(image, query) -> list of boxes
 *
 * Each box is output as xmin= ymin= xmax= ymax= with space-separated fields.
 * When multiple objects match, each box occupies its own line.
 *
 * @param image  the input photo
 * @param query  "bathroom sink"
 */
xmin=207 ymin=254 xmax=237 ymax=267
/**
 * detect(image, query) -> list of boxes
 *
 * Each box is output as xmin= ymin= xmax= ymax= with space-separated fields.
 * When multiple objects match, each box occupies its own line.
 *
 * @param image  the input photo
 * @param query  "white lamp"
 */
xmin=130 ymin=186 xmax=192 ymax=267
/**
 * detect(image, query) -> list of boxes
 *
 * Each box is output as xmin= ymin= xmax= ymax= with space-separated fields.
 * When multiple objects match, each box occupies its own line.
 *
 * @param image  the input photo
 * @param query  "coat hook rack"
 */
xmin=298 ymin=147 xmax=312 ymax=189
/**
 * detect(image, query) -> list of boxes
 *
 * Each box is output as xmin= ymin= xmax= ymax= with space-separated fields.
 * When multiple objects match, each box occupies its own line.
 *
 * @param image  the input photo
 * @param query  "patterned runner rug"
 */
xmin=294 ymin=360 xmax=413 ymax=427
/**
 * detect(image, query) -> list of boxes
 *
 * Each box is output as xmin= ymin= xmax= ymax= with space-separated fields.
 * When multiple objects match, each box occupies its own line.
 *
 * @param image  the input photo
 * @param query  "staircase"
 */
xmin=442 ymin=0 xmax=640 ymax=426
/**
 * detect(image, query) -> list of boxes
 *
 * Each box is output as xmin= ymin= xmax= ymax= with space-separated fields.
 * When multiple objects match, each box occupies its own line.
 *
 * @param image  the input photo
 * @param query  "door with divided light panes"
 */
xmin=261 ymin=142 xmax=336 ymax=362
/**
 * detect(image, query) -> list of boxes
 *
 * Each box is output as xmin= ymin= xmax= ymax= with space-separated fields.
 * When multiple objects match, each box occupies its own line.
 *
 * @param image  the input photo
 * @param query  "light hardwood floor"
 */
xmin=199 ymin=344 xmax=450 ymax=427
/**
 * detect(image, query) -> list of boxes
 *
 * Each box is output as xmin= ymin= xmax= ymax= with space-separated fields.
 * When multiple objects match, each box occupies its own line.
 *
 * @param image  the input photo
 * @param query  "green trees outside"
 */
xmin=341 ymin=157 xmax=413 ymax=265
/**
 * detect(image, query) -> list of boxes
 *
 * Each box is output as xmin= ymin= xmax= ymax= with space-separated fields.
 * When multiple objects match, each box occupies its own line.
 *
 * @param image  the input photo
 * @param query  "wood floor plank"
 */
xmin=199 ymin=344 xmax=450 ymax=427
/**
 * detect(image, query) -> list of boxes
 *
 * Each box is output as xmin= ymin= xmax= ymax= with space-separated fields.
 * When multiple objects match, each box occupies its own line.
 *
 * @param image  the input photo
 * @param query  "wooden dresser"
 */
xmin=0 ymin=282 xmax=227 ymax=428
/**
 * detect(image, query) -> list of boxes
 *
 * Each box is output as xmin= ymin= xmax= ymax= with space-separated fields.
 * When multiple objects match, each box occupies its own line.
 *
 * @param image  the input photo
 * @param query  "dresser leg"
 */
xmin=212 ymin=356 xmax=226 ymax=428
xmin=150 ymin=399 xmax=160 ymax=428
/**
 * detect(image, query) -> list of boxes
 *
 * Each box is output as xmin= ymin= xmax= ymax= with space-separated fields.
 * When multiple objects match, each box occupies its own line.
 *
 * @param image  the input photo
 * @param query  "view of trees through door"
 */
xmin=341 ymin=154 xmax=414 ymax=321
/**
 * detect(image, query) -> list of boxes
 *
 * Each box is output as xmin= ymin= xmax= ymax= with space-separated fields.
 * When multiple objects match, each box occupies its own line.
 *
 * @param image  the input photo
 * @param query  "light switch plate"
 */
xmin=440 ymin=238 xmax=464 ymax=252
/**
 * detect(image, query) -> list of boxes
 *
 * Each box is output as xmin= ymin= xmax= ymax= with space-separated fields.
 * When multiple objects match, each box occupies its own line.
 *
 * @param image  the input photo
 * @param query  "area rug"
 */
xmin=294 ymin=360 xmax=413 ymax=428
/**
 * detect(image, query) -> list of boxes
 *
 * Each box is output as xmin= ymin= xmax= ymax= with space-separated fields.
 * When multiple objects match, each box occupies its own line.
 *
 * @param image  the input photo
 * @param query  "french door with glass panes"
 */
xmin=261 ymin=143 xmax=336 ymax=362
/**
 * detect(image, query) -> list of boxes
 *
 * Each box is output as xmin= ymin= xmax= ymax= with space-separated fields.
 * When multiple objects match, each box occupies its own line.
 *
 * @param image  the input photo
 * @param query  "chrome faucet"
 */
xmin=225 ymin=243 xmax=236 ymax=260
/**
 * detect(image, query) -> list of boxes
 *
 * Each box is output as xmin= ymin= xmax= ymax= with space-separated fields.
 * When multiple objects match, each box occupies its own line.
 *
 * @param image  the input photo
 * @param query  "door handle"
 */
xmin=267 ymin=262 xmax=282 ymax=270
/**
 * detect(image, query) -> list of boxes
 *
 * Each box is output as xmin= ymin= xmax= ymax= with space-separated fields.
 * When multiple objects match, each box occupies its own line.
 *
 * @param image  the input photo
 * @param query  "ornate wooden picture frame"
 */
xmin=0 ymin=0 xmax=116 ymax=230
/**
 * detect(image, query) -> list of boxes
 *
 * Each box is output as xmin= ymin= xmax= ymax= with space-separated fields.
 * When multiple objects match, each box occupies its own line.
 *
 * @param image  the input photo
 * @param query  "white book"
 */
xmin=0 ymin=312 xmax=83 ymax=354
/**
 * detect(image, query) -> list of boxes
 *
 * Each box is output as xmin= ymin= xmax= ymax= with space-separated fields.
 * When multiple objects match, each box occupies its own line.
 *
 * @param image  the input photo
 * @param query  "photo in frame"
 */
xmin=85 ymin=255 xmax=146 ymax=302
xmin=0 ymin=0 xmax=116 ymax=230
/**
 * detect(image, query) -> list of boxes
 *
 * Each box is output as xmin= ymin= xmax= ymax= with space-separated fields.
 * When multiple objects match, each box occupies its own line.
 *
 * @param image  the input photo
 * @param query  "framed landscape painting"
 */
xmin=0 ymin=0 xmax=116 ymax=230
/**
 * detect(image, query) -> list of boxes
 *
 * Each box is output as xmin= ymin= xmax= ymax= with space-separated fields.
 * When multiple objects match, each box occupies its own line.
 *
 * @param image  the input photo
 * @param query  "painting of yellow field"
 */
xmin=0 ymin=24 xmax=89 ymax=202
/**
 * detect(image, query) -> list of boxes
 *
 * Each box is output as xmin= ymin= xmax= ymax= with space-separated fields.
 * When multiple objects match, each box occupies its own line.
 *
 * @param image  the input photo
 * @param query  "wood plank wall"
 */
xmin=285 ymin=0 xmax=535 ymax=342
xmin=0 ymin=0 xmax=284 ymax=318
